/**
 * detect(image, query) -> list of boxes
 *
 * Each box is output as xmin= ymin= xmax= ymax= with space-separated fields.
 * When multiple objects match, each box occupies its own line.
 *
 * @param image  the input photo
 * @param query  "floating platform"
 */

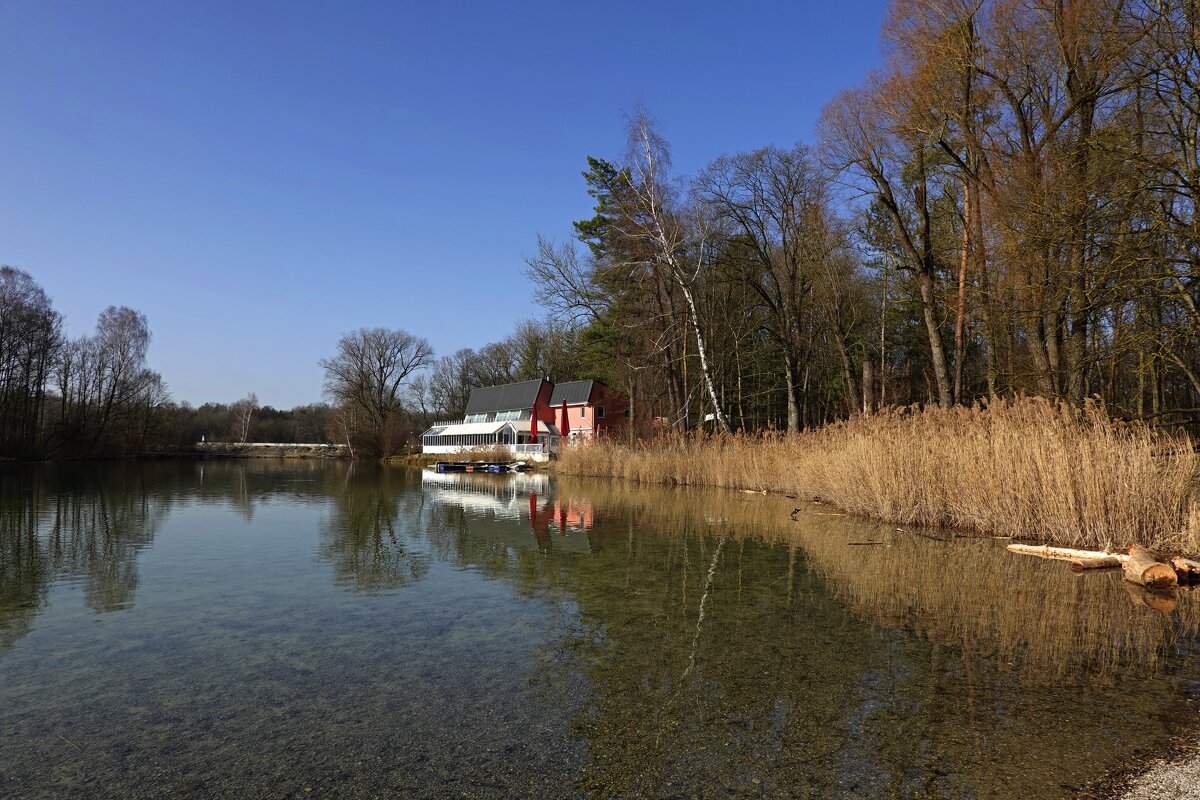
xmin=434 ymin=461 xmax=527 ymax=474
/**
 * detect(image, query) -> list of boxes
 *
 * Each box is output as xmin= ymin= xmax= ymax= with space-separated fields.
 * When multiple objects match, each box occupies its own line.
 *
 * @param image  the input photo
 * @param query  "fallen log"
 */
xmin=1069 ymin=556 xmax=1123 ymax=572
xmin=1123 ymin=545 xmax=1178 ymax=590
xmin=1006 ymin=543 xmax=1127 ymax=563
xmin=1172 ymin=557 xmax=1200 ymax=584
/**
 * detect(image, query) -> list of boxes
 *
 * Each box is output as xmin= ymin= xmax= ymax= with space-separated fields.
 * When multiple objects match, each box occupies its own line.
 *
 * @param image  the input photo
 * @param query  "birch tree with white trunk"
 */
xmin=620 ymin=109 xmax=732 ymax=433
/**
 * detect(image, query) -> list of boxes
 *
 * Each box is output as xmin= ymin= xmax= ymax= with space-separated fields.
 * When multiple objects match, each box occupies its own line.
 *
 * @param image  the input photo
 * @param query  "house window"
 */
xmin=597 ymin=406 xmax=605 ymax=419
xmin=579 ymin=407 xmax=585 ymax=418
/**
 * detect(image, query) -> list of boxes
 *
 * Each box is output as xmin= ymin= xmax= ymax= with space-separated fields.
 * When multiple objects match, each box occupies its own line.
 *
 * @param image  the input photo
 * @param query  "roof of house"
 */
xmin=549 ymin=380 xmax=596 ymax=406
xmin=429 ymin=420 xmax=560 ymax=437
xmin=464 ymin=379 xmax=546 ymax=414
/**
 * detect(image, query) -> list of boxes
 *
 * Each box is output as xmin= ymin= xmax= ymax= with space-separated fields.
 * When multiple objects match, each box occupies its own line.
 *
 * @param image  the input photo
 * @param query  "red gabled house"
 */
xmin=420 ymin=378 xmax=626 ymax=458
xmin=548 ymin=380 xmax=627 ymax=441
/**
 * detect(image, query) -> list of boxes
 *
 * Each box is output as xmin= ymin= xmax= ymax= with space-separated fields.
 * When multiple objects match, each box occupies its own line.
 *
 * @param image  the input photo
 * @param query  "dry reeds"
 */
xmin=556 ymin=397 xmax=1200 ymax=552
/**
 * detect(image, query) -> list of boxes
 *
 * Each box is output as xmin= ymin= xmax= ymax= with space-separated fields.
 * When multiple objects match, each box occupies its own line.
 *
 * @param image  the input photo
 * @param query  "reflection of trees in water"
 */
xmin=4 ymin=463 xmax=1194 ymax=795
xmin=1 ymin=460 xmax=364 ymax=647
xmin=318 ymin=465 xmax=431 ymax=592
xmin=45 ymin=476 xmax=166 ymax=612
xmin=0 ymin=478 xmax=47 ymax=649
xmin=553 ymin=478 xmax=1200 ymax=682
xmin=424 ymin=476 xmax=1200 ymax=798
xmin=193 ymin=459 xmax=353 ymax=518
xmin=792 ymin=515 xmax=1200 ymax=682
xmin=0 ymin=465 xmax=173 ymax=647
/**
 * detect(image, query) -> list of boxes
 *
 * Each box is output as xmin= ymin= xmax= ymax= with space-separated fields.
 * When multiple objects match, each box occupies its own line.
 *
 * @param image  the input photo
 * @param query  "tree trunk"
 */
xmin=862 ymin=359 xmax=874 ymax=414
xmin=954 ymin=178 xmax=970 ymax=405
xmin=919 ymin=270 xmax=953 ymax=408
xmin=1069 ymin=556 xmax=1122 ymax=571
xmin=1171 ymin=557 xmax=1200 ymax=584
xmin=783 ymin=352 xmax=801 ymax=433
xmin=1124 ymin=546 xmax=1177 ymax=590
xmin=678 ymin=279 xmax=732 ymax=433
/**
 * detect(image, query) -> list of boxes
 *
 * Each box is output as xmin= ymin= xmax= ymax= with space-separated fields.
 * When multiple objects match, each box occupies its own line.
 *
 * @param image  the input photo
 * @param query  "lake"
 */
xmin=1 ymin=460 xmax=1197 ymax=798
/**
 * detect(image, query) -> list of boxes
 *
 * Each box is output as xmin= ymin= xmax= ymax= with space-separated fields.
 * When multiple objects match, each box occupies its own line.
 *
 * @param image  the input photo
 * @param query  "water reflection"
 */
xmin=420 ymin=473 xmax=1200 ymax=797
xmin=318 ymin=466 xmax=431 ymax=591
xmin=0 ymin=465 xmax=172 ymax=647
xmin=538 ymin=479 xmax=1200 ymax=682
xmin=0 ymin=462 xmax=1197 ymax=799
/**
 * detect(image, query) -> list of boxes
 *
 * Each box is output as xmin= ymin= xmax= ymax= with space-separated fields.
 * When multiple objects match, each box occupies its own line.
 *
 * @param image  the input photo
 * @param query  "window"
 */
xmin=597 ymin=406 xmax=605 ymax=419
xmin=579 ymin=407 xmax=585 ymax=418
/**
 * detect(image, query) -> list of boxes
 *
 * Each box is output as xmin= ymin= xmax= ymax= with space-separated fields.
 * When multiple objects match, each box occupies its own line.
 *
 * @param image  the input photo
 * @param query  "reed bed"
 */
xmin=556 ymin=397 xmax=1200 ymax=552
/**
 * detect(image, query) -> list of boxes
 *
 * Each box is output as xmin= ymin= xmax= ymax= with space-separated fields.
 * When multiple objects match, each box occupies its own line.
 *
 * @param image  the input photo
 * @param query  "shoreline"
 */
xmin=1082 ymin=735 xmax=1200 ymax=798
xmin=551 ymin=399 xmax=1200 ymax=554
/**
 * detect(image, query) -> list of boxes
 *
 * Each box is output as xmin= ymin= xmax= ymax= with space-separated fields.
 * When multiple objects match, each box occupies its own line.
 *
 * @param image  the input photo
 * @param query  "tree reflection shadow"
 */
xmin=0 ymin=464 xmax=171 ymax=647
xmin=318 ymin=465 xmax=430 ymax=592
xmin=423 ymin=475 xmax=1200 ymax=798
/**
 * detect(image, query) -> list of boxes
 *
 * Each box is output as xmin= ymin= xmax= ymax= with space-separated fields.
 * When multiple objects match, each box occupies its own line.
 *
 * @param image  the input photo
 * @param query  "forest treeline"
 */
xmin=0 ymin=262 xmax=580 ymax=458
xmin=521 ymin=0 xmax=1200 ymax=433
xmin=5 ymin=0 xmax=1199 ymax=458
xmin=0 ymin=265 xmax=335 ymax=458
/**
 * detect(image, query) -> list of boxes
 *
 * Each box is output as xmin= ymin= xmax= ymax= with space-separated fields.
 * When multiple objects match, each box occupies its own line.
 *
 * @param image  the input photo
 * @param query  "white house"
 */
xmin=420 ymin=379 xmax=562 ymax=460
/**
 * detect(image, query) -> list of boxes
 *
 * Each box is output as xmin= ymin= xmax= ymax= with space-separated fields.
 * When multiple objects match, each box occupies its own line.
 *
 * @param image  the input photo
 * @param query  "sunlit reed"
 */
xmin=556 ymin=397 xmax=1200 ymax=552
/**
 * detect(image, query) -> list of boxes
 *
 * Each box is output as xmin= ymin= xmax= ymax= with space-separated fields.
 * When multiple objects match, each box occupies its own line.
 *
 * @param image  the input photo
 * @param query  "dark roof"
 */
xmin=465 ymin=379 xmax=546 ymax=414
xmin=549 ymin=380 xmax=595 ymax=406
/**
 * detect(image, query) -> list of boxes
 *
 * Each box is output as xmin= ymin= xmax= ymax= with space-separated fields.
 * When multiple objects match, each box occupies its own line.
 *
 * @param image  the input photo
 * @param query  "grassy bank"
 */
xmin=556 ymin=397 xmax=1200 ymax=553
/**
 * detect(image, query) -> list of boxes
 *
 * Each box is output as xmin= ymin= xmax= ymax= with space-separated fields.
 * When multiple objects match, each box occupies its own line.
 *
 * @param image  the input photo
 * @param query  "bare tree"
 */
xmin=820 ymin=79 xmax=955 ymax=408
xmin=621 ymin=110 xmax=732 ymax=432
xmin=230 ymin=392 xmax=258 ymax=443
xmin=524 ymin=236 xmax=606 ymax=325
xmin=319 ymin=327 xmax=433 ymax=457
xmin=0 ymin=266 xmax=62 ymax=456
xmin=695 ymin=145 xmax=848 ymax=429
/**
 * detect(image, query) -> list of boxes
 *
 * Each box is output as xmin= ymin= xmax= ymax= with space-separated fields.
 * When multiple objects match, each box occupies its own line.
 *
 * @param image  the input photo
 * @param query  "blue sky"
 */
xmin=0 ymin=1 xmax=887 ymax=408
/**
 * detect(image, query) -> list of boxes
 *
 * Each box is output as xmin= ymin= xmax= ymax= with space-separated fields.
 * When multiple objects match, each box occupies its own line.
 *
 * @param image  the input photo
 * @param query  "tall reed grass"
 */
xmin=556 ymin=397 xmax=1200 ymax=552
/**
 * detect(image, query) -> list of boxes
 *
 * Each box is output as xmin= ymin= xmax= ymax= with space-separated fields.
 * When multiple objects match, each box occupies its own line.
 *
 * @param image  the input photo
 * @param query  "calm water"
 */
xmin=1 ymin=461 xmax=1198 ymax=799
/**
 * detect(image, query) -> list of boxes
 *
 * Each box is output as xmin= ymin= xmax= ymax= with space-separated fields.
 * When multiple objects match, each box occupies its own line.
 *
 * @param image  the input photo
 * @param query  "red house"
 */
xmin=548 ymin=380 xmax=627 ymax=442
xmin=420 ymin=378 xmax=626 ymax=458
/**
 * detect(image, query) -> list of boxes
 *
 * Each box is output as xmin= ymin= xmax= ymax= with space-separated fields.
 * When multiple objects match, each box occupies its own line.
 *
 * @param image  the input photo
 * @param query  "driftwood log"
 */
xmin=1006 ymin=543 xmax=1127 ymax=563
xmin=1007 ymin=541 xmax=1200 ymax=597
xmin=1069 ymin=556 xmax=1123 ymax=572
xmin=1123 ymin=546 xmax=1178 ymax=590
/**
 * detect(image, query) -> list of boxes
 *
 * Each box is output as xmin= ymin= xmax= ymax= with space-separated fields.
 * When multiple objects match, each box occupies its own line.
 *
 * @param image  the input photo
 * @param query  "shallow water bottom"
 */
xmin=1 ymin=461 xmax=1197 ymax=798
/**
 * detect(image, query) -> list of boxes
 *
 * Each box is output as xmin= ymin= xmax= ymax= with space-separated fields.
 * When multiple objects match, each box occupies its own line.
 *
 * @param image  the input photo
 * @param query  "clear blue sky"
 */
xmin=0 ymin=1 xmax=887 ymax=409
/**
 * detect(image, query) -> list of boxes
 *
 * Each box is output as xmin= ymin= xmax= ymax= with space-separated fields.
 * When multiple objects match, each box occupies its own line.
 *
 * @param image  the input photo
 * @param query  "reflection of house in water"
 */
xmin=420 ymin=470 xmax=596 ymax=553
